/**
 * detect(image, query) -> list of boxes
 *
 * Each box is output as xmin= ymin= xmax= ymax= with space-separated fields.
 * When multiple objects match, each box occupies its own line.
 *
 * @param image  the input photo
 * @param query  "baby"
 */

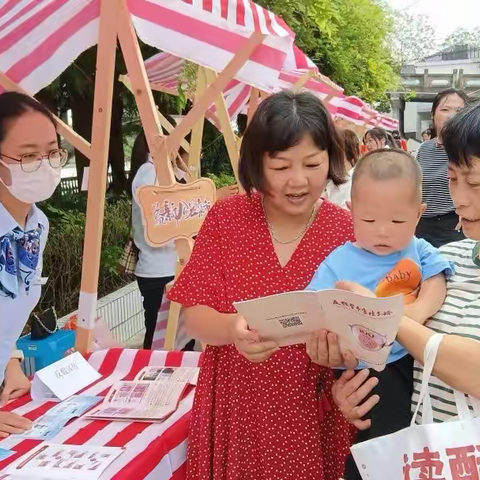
xmin=307 ymin=149 xmax=454 ymax=480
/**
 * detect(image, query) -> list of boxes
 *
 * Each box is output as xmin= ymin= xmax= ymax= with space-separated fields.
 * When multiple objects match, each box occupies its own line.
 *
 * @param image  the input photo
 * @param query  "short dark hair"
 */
xmin=0 ymin=91 xmax=56 ymax=145
xmin=443 ymin=101 xmax=480 ymax=169
xmin=431 ymin=88 xmax=469 ymax=117
xmin=238 ymin=90 xmax=345 ymax=194
xmin=352 ymin=148 xmax=422 ymax=202
xmin=342 ymin=129 xmax=360 ymax=167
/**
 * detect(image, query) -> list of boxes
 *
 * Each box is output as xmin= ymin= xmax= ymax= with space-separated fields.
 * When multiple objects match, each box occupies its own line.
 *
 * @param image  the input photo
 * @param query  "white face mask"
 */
xmin=0 ymin=160 xmax=61 ymax=204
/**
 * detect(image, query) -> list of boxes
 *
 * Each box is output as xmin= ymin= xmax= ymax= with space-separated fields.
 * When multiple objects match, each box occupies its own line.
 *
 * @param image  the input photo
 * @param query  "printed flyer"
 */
xmin=234 ymin=289 xmax=404 ymax=371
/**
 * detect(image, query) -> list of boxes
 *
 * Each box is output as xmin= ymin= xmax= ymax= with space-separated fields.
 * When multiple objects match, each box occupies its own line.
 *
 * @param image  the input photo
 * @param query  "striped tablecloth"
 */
xmin=0 ymin=349 xmax=202 ymax=479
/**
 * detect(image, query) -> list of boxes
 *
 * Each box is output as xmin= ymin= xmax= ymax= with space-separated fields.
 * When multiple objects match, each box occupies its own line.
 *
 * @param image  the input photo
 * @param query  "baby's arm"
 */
xmin=404 ymin=273 xmax=447 ymax=324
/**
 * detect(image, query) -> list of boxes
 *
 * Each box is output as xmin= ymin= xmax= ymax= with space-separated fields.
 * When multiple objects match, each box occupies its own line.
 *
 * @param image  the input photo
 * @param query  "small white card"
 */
xmin=31 ymin=352 xmax=101 ymax=402
xmin=81 ymin=167 xmax=89 ymax=191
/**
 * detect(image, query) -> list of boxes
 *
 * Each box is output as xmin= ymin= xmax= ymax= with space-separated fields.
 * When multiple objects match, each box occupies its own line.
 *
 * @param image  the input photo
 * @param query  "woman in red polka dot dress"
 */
xmin=169 ymin=91 xmax=355 ymax=479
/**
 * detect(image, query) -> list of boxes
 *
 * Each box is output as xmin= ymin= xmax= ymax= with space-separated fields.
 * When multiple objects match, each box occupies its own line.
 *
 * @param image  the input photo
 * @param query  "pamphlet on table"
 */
xmin=6 ymin=444 xmax=124 ymax=480
xmin=86 ymin=366 xmax=199 ymax=421
xmin=14 ymin=396 xmax=102 ymax=441
xmin=31 ymin=351 xmax=101 ymax=402
xmin=234 ymin=289 xmax=404 ymax=371
xmin=135 ymin=366 xmax=199 ymax=385
xmin=0 ymin=448 xmax=14 ymax=461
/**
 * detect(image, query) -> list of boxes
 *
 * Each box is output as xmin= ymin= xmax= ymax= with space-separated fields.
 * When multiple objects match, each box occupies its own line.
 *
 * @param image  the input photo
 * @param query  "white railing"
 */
xmin=59 ymin=281 xmax=145 ymax=345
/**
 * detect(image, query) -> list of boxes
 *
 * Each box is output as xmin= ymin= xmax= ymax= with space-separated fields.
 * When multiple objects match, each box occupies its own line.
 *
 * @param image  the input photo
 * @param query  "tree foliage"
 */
xmin=389 ymin=11 xmax=437 ymax=65
xmin=257 ymin=0 xmax=399 ymax=109
xmin=441 ymin=27 xmax=480 ymax=50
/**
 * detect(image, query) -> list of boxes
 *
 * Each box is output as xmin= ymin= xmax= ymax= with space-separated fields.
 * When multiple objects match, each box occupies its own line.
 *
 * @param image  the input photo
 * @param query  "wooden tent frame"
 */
xmin=0 ymin=0 xmax=367 ymax=353
xmin=119 ymin=58 xmax=344 ymax=349
xmin=0 ymin=0 xmax=269 ymax=353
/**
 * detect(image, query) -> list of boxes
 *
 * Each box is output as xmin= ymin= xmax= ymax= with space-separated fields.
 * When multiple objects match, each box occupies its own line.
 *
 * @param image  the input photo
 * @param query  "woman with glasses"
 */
xmin=0 ymin=91 xmax=66 ymax=437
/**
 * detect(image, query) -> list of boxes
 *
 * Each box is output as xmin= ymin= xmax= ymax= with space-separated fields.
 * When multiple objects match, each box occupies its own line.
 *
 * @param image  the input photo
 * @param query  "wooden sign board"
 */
xmin=137 ymin=178 xmax=216 ymax=247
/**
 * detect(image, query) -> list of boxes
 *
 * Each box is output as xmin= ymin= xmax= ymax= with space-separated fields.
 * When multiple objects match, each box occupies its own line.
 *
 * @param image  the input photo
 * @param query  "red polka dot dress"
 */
xmin=169 ymin=193 xmax=355 ymax=480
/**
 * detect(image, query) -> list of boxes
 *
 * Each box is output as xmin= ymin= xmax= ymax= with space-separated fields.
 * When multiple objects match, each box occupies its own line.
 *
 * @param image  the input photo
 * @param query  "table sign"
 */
xmin=31 ymin=352 xmax=101 ymax=402
xmin=137 ymin=178 xmax=216 ymax=247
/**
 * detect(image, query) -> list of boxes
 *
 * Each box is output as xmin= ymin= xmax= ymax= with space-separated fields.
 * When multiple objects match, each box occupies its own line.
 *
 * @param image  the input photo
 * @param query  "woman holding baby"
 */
xmin=168 ymin=90 xmax=355 ymax=479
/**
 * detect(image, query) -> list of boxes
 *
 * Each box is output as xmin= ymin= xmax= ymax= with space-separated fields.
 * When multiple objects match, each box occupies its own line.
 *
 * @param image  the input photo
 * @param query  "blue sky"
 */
xmin=387 ymin=0 xmax=480 ymax=41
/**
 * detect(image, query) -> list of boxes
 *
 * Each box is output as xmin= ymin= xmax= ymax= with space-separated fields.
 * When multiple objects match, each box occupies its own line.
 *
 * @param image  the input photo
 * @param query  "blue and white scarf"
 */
xmin=0 ymin=225 xmax=42 ymax=298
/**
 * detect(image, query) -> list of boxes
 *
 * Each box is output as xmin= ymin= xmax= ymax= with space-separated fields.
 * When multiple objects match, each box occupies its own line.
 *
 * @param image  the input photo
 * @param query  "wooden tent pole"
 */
xmin=203 ymin=68 xmax=243 ymax=191
xmin=247 ymin=88 xmax=259 ymax=126
xmin=163 ymin=237 xmax=193 ymax=350
xmin=292 ymin=69 xmax=315 ymax=92
xmin=188 ymin=68 xmax=207 ymax=180
xmin=117 ymin=0 xmax=173 ymax=185
xmin=0 ymin=71 xmax=91 ymax=158
xmin=75 ymin=0 xmax=119 ymax=353
xmin=119 ymin=74 xmax=191 ymax=154
xmin=166 ymin=31 xmax=266 ymax=157
xmin=118 ymin=0 xmax=192 ymax=350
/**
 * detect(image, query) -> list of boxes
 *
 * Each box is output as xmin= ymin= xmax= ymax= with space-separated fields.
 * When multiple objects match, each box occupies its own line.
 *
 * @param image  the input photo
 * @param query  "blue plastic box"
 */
xmin=16 ymin=330 xmax=75 ymax=376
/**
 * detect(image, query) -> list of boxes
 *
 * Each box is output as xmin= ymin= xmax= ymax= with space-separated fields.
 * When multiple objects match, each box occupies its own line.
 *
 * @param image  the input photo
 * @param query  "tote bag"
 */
xmin=351 ymin=333 xmax=480 ymax=480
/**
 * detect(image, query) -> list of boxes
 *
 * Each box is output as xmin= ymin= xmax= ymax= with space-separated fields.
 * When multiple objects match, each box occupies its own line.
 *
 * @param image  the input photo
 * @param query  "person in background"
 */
xmin=422 ymin=128 xmax=432 ymax=142
xmin=130 ymin=130 xmax=185 ymax=350
xmin=168 ymin=91 xmax=354 ymax=480
xmin=415 ymin=88 xmax=469 ymax=247
xmin=0 ymin=91 xmax=66 ymax=436
xmin=363 ymin=127 xmax=391 ymax=152
xmin=392 ymin=130 xmax=408 ymax=151
xmin=130 ymin=127 xmax=238 ymax=350
xmin=324 ymin=129 xmax=359 ymax=209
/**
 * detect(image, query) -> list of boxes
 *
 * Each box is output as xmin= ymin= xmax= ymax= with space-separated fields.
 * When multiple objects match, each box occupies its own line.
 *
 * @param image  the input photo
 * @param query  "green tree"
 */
xmin=389 ymin=12 xmax=437 ymax=65
xmin=441 ymin=27 xmax=480 ymax=49
xmin=258 ymin=0 xmax=399 ymax=110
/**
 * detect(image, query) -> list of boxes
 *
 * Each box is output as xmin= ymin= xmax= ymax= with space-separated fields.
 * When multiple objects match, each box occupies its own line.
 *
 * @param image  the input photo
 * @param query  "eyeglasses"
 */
xmin=0 ymin=149 xmax=68 ymax=173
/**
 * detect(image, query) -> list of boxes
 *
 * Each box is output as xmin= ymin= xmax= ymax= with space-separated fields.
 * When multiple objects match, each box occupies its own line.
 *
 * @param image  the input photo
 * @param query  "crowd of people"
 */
xmin=0 ymin=85 xmax=479 ymax=480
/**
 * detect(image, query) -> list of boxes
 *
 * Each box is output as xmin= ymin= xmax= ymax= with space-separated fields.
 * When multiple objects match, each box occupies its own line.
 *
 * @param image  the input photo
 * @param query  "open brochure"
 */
xmin=6 ymin=444 xmax=124 ymax=480
xmin=15 ymin=396 xmax=102 ymax=440
xmin=134 ymin=366 xmax=199 ymax=385
xmin=86 ymin=367 xmax=199 ymax=422
xmin=234 ymin=289 xmax=404 ymax=372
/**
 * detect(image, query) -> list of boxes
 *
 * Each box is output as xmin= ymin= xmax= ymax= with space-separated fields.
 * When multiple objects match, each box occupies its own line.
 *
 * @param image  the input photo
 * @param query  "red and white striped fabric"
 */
xmin=0 ymin=0 xmax=100 ymax=95
xmin=333 ymin=95 xmax=365 ymax=126
xmin=129 ymin=0 xmax=295 ymax=92
xmin=144 ymin=49 xmax=343 ymax=131
xmin=0 ymin=0 xmax=294 ymax=95
xmin=378 ymin=113 xmax=399 ymax=131
xmin=145 ymin=52 xmax=251 ymax=132
xmin=0 ymin=349 xmax=202 ymax=480
xmin=362 ymin=104 xmax=380 ymax=128
xmin=152 ymin=296 xmax=189 ymax=351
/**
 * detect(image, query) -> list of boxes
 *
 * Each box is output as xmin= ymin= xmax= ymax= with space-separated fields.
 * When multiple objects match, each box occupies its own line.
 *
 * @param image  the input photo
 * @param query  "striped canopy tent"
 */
xmin=138 ymin=46 xmax=344 ymax=132
xmin=0 ymin=0 xmax=296 ymax=94
xmin=378 ymin=114 xmax=399 ymax=131
xmin=0 ymin=0 xmax=399 ymax=353
xmin=331 ymin=96 xmax=399 ymax=132
xmin=0 ymin=0 xmax=318 ymax=352
xmin=363 ymin=103 xmax=381 ymax=128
